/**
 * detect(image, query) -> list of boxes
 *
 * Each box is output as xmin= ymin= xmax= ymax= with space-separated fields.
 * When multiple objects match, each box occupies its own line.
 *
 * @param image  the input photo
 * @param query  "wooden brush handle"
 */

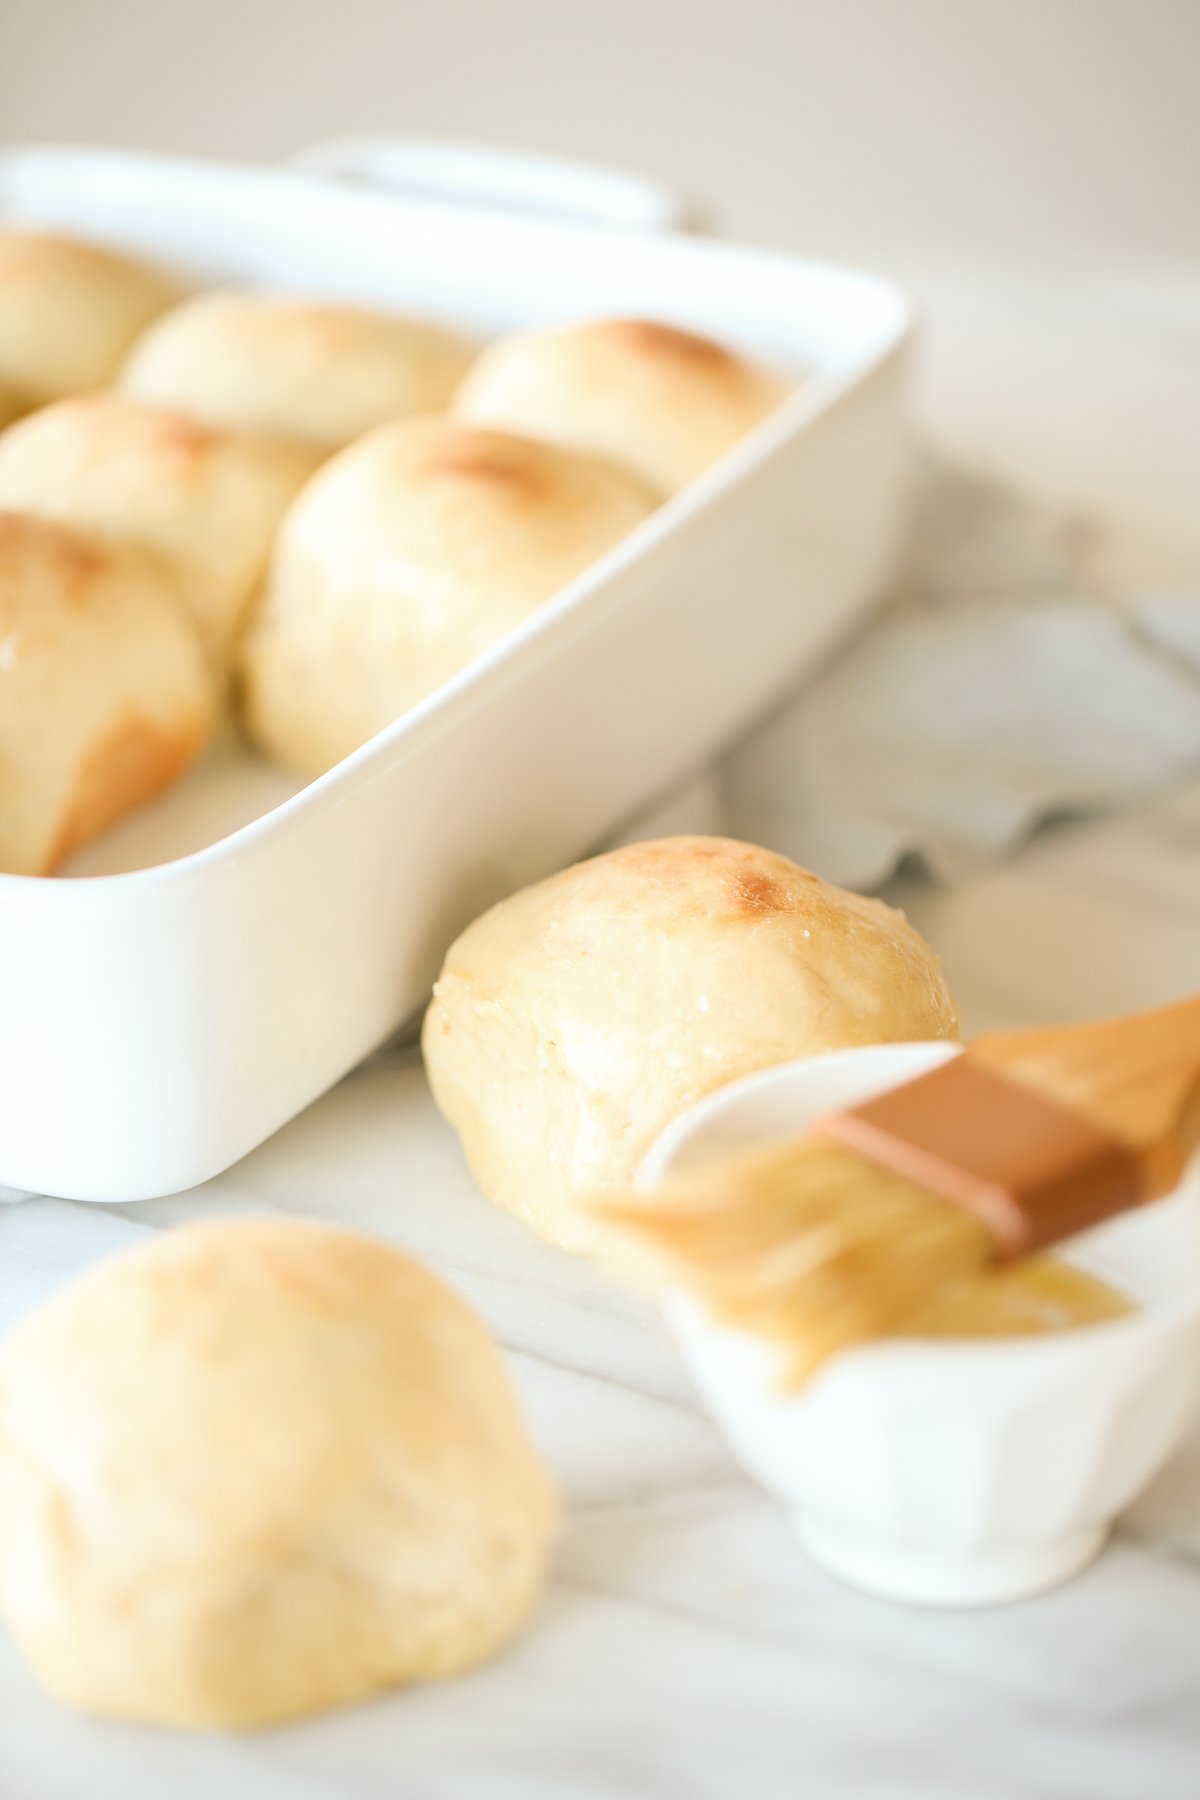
xmin=971 ymin=994 xmax=1200 ymax=1197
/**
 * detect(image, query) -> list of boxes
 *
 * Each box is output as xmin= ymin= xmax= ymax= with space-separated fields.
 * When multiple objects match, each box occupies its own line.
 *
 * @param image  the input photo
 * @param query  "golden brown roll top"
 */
xmin=454 ymin=316 xmax=789 ymax=495
xmin=0 ymin=512 xmax=216 ymax=874
xmin=241 ymin=415 xmax=658 ymax=775
xmin=120 ymin=290 xmax=476 ymax=450
xmin=423 ymin=835 xmax=961 ymax=1249
xmin=0 ymin=396 xmax=319 ymax=661
xmin=0 ymin=230 xmax=178 ymax=411
xmin=0 ymin=1217 xmax=558 ymax=1728
xmin=0 ymin=383 xmax=25 ymax=431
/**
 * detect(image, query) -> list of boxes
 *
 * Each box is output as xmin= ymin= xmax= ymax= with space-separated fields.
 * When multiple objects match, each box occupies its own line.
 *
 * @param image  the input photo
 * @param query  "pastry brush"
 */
xmin=589 ymin=995 xmax=1200 ymax=1386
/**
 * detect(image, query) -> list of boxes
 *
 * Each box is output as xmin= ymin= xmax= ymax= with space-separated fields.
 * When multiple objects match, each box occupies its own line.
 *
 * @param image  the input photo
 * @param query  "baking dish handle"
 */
xmin=287 ymin=137 xmax=689 ymax=234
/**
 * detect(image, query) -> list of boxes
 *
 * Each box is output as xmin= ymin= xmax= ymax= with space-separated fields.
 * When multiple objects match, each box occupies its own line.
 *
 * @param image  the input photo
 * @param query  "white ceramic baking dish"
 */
xmin=0 ymin=141 xmax=915 ymax=1202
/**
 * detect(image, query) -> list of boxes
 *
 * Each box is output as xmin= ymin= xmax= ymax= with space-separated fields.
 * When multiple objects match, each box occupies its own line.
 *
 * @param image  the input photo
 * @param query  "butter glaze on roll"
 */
xmin=454 ymin=317 xmax=789 ymax=495
xmin=122 ymin=291 xmax=476 ymax=451
xmin=0 ymin=1218 xmax=558 ymax=1728
xmin=0 ymin=396 xmax=319 ymax=661
xmin=0 ymin=231 xmax=178 ymax=409
xmin=423 ymin=836 xmax=960 ymax=1250
xmin=241 ymin=416 xmax=657 ymax=775
xmin=0 ymin=513 xmax=215 ymax=875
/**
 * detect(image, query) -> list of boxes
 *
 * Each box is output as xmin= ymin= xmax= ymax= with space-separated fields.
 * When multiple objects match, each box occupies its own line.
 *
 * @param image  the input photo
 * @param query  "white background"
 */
xmin=3 ymin=0 xmax=1198 ymax=266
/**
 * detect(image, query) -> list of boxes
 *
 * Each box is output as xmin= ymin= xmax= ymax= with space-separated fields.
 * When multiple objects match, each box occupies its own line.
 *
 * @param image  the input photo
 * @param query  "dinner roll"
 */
xmin=0 ymin=396 xmax=319 ymax=660
xmin=0 ymin=230 xmax=178 ymax=406
xmin=122 ymin=290 xmax=476 ymax=450
xmin=242 ymin=416 xmax=656 ymax=775
xmin=454 ymin=317 xmax=788 ymax=495
xmin=0 ymin=1217 xmax=558 ymax=1729
xmin=0 ymin=513 xmax=215 ymax=875
xmin=423 ymin=836 xmax=960 ymax=1250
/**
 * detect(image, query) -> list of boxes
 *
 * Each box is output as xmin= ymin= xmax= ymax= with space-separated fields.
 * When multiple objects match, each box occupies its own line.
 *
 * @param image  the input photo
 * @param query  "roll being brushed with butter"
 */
xmin=423 ymin=836 xmax=960 ymax=1251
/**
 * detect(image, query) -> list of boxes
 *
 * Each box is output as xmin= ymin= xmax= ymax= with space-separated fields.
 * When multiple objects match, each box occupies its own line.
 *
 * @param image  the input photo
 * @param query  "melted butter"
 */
xmin=905 ymin=1256 xmax=1135 ymax=1340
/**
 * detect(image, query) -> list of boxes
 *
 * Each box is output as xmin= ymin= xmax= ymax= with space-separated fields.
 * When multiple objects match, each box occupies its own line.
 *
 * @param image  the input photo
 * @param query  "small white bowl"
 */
xmin=640 ymin=1042 xmax=1200 ymax=1608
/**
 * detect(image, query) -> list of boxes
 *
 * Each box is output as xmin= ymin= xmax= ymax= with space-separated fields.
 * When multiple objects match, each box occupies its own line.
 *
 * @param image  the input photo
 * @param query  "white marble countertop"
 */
xmin=3 ymin=266 xmax=1200 ymax=1798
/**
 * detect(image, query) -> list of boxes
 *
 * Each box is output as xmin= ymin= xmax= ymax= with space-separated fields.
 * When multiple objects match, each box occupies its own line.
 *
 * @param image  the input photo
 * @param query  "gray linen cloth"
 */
xmin=628 ymin=457 xmax=1200 ymax=888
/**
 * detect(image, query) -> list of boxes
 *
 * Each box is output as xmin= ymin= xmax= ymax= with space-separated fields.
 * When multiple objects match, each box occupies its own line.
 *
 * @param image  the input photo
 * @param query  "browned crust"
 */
xmin=63 ymin=396 xmax=224 ymax=470
xmin=608 ymin=837 xmax=813 ymax=917
xmin=724 ymin=865 xmax=796 ymax=915
xmin=0 ymin=512 xmax=109 ymax=602
xmin=141 ymin=409 xmax=223 ymax=469
xmin=43 ymin=709 xmax=207 ymax=874
xmin=424 ymin=430 xmax=546 ymax=490
xmin=604 ymin=320 xmax=734 ymax=368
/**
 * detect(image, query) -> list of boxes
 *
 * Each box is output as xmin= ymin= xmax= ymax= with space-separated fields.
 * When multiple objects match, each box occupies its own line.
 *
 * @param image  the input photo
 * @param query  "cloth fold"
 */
xmin=630 ymin=458 xmax=1200 ymax=889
